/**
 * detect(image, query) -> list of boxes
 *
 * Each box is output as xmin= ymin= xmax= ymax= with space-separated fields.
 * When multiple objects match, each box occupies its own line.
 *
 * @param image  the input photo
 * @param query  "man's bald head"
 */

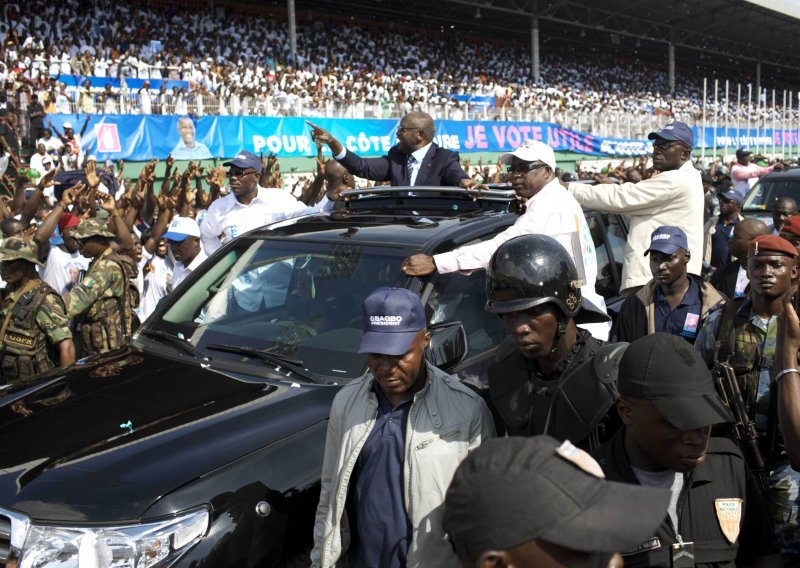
xmin=730 ymin=218 xmax=770 ymax=264
xmin=324 ymin=159 xmax=354 ymax=193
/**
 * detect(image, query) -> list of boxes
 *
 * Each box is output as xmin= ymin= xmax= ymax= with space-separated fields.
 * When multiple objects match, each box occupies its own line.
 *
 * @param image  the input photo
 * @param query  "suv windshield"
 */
xmin=149 ymin=238 xmax=407 ymax=382
xmin=742 ymin=176 xmax=800 ymax=211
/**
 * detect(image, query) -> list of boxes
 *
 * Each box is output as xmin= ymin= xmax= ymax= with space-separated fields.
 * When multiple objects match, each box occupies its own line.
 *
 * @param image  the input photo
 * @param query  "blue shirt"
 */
xmin=710 ymin=219 xmax=737 ymax=270
xmin=346 ymin=381 xmax=414 ymax=568
xmin=654 ymin=277 xmax=702 ymax=343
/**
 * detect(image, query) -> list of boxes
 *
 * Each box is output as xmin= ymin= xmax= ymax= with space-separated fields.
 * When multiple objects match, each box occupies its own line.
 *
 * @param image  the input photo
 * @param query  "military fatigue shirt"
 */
xmin=66 ymin=248 xmax=126 ymax=319
xmin=1 ymin=282 xmax=72 ymax=346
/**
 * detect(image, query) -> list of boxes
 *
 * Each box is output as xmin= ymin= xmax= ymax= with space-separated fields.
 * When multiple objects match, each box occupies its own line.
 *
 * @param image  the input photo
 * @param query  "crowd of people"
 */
xmin=0 ymin=0 xmax=797 ymax=129
xmin=2 ymin=58 xmax=800 ymax=565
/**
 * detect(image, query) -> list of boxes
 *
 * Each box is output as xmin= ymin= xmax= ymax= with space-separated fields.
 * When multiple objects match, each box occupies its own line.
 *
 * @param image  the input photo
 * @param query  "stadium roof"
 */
xmin=295 ymin=0 xmax=800 ymax=74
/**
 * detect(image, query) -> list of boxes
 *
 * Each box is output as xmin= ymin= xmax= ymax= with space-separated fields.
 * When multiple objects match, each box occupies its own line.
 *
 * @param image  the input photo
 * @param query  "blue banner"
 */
xmin=45 ymin=114 xmax=800 ymax=162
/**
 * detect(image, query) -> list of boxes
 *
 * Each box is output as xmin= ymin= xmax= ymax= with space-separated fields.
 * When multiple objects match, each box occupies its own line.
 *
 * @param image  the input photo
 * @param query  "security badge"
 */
xmin=715 ymin=498 xmax=742 ymax=544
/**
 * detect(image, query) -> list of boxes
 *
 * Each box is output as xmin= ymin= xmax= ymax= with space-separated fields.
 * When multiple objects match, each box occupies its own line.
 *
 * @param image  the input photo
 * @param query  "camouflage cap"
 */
xmin=0 ymin=237 xmax=43 ymax=266
xmin=74 ymin=218 xmax=115 ymax=240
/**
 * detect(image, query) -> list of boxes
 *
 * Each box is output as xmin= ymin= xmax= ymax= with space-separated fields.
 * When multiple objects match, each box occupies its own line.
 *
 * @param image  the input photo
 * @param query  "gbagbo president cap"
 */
xmin=358 ymin=287 xmax=426 ymax=356
xmin=500 ymin=139 xmax=557 ymax=170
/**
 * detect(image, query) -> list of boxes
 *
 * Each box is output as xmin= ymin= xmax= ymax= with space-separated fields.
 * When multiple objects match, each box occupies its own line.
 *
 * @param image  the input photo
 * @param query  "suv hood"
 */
xmin=0 ymin=346 xmax=336 ymax=522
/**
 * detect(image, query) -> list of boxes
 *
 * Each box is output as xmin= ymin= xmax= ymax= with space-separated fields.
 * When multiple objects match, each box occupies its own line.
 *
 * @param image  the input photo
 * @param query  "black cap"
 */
xmin=443 ymin=436 xmax=671 ymax=561
xmin=618 ymin=333 xmax=733 ymax=430
xmin=736 ymin=147 xmax=752 ymax=160
xmin=222 ymin=150 xmax=263 ymax=174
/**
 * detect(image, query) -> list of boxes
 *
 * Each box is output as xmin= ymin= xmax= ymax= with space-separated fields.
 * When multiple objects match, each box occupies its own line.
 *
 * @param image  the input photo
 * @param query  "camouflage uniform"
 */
xmin=67 ymin=220 xmax=136 ymax=355
xmin=696 ymin=298 xmax=800 ymax=559
xmin=0 ymin=238 xmax=72 ymax=383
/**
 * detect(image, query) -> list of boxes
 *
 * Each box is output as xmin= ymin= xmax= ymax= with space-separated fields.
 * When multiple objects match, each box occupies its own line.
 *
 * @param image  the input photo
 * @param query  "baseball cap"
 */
xmin=748 ymin=234 xmax=797 ymax=258
xmin=358 ymin=287 xmax=426 ymax=356
xmin=62 ymin=121 xmax=73 ymax=129
xmin=499 ymin=139 xmax=557 ymax=170
xmin=648 ymin=121 xmax=694 ymax=147
xmin=163 ymin=216 xmax=201 ymax=242
xmin=736 ymin=148 xmax=752 ymax=159
xmin=443 ymin=436 xmax=671 ymax=561
xmin=644 ymin=225 xmax=689 ymax=256
xmin=618 ymin=333 xmax=733 ymax=430
xmin=719 ymin=190 xmax=741 ymax=203
xmin=0 ymin=237 xmax=43 ymax=266
xmin=222 ymin=150 xmax=263 ymax=174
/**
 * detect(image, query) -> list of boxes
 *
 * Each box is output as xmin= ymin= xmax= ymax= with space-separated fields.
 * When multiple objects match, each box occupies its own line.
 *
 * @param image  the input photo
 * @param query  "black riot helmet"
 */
xmin=485 ymin=234 xmax=609 ymax=325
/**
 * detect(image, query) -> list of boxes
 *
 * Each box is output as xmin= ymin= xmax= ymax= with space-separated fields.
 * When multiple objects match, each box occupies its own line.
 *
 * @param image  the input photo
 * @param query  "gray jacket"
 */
xmin=311 ymin=362 xmax=495 ymax=567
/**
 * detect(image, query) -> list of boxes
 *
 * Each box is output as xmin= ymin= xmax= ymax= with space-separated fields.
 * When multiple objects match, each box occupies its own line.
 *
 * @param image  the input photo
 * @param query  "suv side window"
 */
xmin=428 ymin=270 xmax=507 ymax=355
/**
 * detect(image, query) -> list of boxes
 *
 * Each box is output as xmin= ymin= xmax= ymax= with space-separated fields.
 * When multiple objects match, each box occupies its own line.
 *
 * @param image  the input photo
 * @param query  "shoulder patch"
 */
xmin=715 ymin=498 xmax=743 ymax=544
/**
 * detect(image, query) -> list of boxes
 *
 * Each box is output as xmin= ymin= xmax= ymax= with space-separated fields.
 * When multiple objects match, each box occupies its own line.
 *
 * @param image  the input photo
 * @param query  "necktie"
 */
xmin=406 ymin=156 xmax=415 ymax=186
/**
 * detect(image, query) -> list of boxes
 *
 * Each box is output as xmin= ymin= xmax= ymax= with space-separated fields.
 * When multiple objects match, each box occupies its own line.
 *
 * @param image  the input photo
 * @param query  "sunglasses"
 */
xmin=228 ymin=169 xmax=256 ymax=178
xmin=505 ymin=162 xmax=548 ymax=174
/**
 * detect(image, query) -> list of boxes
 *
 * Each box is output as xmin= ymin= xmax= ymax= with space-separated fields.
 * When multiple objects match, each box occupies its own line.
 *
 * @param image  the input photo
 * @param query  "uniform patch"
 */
xmin=5 ymin=332 xmax=35 ymax=349
xmin=715 ymin=498 xmax=743 ymax=543
xmin=621 ymin=536 xmax=661 ymax=556
xmin=555 ymin=440 xmax=605 ymax=478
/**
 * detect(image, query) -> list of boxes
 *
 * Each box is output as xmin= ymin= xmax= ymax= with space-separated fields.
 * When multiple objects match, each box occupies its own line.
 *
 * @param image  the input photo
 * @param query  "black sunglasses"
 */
xmin=505 ymin=162 xmax=548 ymax=174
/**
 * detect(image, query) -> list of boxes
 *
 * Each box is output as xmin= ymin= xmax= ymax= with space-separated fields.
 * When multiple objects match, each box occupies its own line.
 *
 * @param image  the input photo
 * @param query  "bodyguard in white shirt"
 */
xmin=403 ymin=139 xmax=610 ymax=340
xmin=200 ymin=150 xmax=331 ymax=255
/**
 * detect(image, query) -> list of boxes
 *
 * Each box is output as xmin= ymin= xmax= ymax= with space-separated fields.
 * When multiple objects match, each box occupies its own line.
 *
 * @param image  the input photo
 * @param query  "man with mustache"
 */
xmin=612 ymin=226 xmax=724 ymax=344
xmin=695 ymin=235 xmax=800 ymax=561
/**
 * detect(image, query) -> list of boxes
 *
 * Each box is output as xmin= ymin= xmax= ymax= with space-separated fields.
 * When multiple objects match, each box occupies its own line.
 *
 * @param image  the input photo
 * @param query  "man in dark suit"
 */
xmin=710 ymin=217 xmax=769 ymax=300
xmin=307 ymin=112 xmax=474 ymax=188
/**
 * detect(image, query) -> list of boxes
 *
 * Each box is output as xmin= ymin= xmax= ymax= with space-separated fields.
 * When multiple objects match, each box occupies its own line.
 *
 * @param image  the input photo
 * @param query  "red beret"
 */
xmin=748 ymin=235 xmax=797 ymax=258
xmin=781 ymin=215 xmax=800 ymax=238
xmin=57 ymin=213 xmax=81 ymax=231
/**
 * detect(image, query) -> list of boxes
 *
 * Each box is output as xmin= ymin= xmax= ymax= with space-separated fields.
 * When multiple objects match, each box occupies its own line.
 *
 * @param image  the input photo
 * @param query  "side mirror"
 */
xmin=426 ymin=321 xmax=468 ymax=372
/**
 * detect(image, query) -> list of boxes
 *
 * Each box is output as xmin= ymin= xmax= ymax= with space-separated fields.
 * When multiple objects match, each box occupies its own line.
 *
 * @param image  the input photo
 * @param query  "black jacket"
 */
xmin=594 ymin=428 xmax=778 ymax=567
xmin=710 ymin=261 xmax=742 ymax=302
xmin=337 ymin=143 xmax=468 ymax=186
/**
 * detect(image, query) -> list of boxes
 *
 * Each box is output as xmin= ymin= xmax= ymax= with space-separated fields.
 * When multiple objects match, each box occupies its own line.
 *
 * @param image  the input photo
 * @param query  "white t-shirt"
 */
xmin=40 ymin=246 xmax=91 ymax=295
xmin=139 ymin=252 xmax=173 ymax=321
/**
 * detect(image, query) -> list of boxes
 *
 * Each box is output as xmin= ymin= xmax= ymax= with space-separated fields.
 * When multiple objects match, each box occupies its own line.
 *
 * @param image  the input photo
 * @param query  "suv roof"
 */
xmin=258 ymin=187 xmax=519 ymax=250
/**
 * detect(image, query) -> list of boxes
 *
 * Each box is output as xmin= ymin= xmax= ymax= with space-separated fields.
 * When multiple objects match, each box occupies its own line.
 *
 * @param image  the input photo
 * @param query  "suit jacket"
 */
xmin=337 ymin=143 xmax=468 ymax=186
xmin=710 ymin=261 xmax=741 ymax=301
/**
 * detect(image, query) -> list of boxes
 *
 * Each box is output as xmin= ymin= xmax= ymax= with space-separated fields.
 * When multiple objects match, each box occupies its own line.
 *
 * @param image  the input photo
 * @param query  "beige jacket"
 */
xmin=311 ymin=363 xmax=495 ymax=568
xmin=569 ymin=160 xmax=704 ymax=291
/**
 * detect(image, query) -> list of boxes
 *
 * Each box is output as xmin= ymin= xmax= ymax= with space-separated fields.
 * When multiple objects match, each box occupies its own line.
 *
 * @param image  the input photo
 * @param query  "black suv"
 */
xmin=0 ymin=188 xmax=628 ymax=567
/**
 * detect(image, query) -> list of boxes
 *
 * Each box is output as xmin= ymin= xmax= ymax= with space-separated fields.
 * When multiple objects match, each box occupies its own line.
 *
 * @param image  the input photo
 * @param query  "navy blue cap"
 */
xmin=358 ymin=287 xmax=426 ymax=356
xmin=736 ymin=147 xmax=752 ymax=159
xmin=222 ymin=150 xmax=263 ymax=174
xmin=648 ymin=121 xmax=694 ymax=148
xmin=644 ymin=225 xmax=689 ymax=256
xmin=719 ymin=190 xmax=741 ymax=203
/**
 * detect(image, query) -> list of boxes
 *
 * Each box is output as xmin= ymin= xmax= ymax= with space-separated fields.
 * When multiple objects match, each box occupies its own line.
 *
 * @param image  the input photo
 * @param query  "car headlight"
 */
xmin=19 ymin=507 xmax=209 ymax=568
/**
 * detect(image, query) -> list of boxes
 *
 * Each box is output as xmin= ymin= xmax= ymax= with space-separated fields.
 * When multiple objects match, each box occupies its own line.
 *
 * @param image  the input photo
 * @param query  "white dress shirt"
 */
xmin=172 ymin=248 xmax=208 ymax=289
xmin=200 ymin=186 xmax=329 ymax=255
xmin=434 ymin=178 xmax=610 ymax=339
xmin=334 ymin=143 xmax=431 ymax=185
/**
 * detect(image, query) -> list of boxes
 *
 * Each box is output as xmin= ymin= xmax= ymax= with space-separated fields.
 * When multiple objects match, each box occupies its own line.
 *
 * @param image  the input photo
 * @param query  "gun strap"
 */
xmin=713 ymin=297 xmax=742 ymax=366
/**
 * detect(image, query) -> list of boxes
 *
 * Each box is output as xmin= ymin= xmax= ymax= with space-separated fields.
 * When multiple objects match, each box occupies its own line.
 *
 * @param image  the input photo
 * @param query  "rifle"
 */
xmin=713 ymin=361 xmax=770 ymax=494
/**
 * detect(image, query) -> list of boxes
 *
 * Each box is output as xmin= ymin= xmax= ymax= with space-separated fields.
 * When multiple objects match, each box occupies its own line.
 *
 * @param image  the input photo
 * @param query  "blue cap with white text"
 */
xmin=644 ymin=226 xmax=689 ymax=256
xmin=358 ymin=287 xmax=427 ymax=356
xmin=648 ymin=121 xmax=694 ymax=148
xmin=223 ymin=150 xmax=263 ymax=174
